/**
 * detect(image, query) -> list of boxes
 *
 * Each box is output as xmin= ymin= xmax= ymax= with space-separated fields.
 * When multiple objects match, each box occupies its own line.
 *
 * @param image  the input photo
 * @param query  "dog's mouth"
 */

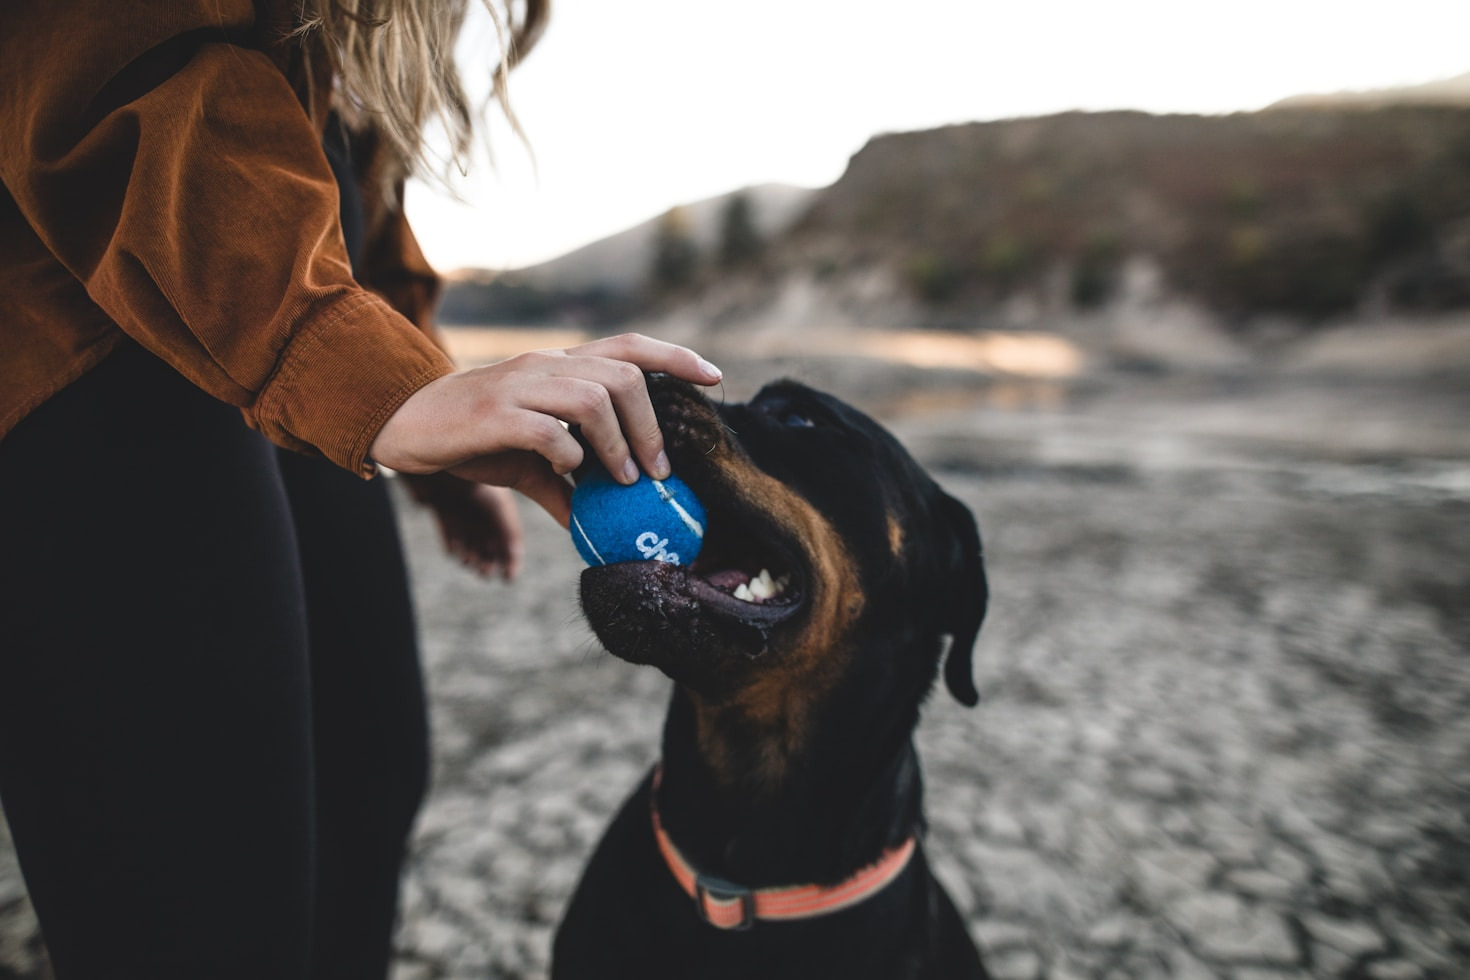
xmin=577 ymin=384 xmax=810 ymax=664
xmin=578 ymin=481 xmax=807 ymax=640
xmin=682 ymin=485 xmax=804 ymax=622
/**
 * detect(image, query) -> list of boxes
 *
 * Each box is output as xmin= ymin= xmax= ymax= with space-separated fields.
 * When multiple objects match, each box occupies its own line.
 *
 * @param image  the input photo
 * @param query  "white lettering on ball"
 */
xmin=635 ymin=531 xmax=679 ymax=563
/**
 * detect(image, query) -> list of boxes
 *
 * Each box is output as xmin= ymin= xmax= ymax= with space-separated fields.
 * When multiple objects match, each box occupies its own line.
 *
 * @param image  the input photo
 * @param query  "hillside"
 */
xmin=437 ymin=183 xmax=814 ymax=325
xmin=1269 ymin=70 xmax=1470 ymax=110
xmin=440 ymin=101 xmax=1470 ymax=343
xmin=774 ymin=106 xmax=1470 ymax=321
xmin=517 ymin=182 xmax=814 ymax=292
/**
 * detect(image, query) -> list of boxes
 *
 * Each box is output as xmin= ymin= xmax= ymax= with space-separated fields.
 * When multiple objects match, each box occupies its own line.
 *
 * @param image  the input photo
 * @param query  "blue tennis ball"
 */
xmin=569 ymin=464 xmax=707 ymax=567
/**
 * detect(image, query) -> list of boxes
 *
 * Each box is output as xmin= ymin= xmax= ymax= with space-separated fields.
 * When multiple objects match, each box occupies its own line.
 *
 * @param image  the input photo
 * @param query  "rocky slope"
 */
xmin=742 ymin=106 xmax=1470 ymax=328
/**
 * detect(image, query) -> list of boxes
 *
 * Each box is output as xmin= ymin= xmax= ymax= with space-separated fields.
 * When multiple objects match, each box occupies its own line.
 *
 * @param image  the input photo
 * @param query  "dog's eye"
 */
xmin=782 ymin=412 xmax=816 ymax=428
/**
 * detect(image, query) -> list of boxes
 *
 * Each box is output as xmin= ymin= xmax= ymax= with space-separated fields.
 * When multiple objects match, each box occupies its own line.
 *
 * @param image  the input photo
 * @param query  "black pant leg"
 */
xmin=274 ymin=450 xmax=429 ymax=980
xmin=0 ymin=343 xmax=315 ymax=979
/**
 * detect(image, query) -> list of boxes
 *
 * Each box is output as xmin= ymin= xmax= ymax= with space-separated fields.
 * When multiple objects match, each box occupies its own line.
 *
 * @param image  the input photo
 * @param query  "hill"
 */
xmin=1269 ymin=70 xmax=1470 ymax=110
xmin=436 ymin=183 xmax=814 ymax=325
xmin=775 ymin=106 xmax=1470 ymax=320
xmin=517 ymin=182 xmax=814 ymax=292
xmin=441 ymin=101 xmax=1470 ymax=344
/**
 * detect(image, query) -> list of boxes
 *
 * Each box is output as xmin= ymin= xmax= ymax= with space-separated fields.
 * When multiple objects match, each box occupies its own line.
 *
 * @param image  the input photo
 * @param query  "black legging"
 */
xmin=0 ymin=340 xmax=429 ymax=978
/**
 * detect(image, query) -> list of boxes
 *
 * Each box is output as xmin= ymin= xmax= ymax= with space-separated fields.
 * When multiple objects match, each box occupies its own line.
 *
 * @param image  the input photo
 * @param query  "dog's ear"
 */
xmin=937 ymin=490 xmax=987 ymax=707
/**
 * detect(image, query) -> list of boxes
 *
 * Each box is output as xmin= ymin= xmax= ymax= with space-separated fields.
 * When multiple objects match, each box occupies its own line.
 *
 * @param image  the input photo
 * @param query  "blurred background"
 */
xmin=4 ymin=1 xmax=1470 ymax=978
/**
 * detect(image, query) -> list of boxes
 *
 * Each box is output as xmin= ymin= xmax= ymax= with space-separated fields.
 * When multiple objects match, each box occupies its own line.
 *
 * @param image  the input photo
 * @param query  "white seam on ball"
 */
xmin=571 ymin=513 xmax=608 ymax=565
xmin=654 ymin=480 xmax=705 ymax=539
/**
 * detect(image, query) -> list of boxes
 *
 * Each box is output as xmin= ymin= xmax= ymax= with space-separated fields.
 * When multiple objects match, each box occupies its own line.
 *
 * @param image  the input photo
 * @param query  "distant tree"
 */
xmin=717 ymin=192 xmax=763 ymax=269
xmin=1070 ymin=230 xmax=1123 ymax=309
xmin=651 ymin=206 xmax=699 ymax=293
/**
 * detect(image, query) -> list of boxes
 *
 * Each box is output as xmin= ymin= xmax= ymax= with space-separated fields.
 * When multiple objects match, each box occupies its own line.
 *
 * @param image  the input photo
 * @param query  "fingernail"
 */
xmin=697 ymin=357 xmax=722 ymax=380
xmin=652 ymin=451 xmax=671 ymax=480
xmin=622 ymin=457 xmax=641 ymax=485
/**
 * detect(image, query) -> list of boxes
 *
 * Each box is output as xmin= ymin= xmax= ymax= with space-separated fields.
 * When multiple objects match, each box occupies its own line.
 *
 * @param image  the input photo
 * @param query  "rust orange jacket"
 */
xmin=0 ymin=0 xmax=457 ymax=477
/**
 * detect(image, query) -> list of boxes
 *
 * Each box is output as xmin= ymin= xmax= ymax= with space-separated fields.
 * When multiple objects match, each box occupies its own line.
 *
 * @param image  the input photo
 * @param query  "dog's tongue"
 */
xmin=703 ymin=569 xmax=751 ymax=590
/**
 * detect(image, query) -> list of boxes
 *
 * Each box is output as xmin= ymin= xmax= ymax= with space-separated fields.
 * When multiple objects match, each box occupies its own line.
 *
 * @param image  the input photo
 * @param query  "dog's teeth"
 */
xmin=728 ymin=570 xmax=789 ymax=604
xmin=748 ymin=570 xmax=774 ymax=600
xmin=763 ymin=570 xmax=790 ymax=600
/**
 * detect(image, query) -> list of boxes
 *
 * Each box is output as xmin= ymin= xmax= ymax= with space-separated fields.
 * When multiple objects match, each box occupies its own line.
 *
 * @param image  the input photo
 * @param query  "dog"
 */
xmin=552 ymin=376 xmax=990 ymax=979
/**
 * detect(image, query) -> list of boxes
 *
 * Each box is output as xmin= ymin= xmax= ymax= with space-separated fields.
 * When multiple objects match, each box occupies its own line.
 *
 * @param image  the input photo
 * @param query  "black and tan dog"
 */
xmin=553 ymin=376 xmax=990 ymax=979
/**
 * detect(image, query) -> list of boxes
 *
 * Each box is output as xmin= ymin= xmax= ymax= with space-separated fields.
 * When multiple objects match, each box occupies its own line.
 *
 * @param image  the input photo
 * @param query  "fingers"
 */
xmin=503 ymin=536 xmax=525 ymax=580
xmin=554 ymin=335 xmax=718 ymax=478
xmin=515 ymin=360 xmax=665 ymax=482
xmin=484 ymin=486 xmax=524 ymax=581
xmin=509 ymin=336 xmax=717 ymax=481
xmin=517 ymin=373 xmax=638 ymax=482
xmin=586 ymin=359 xmax=667 ymax=481
xmin=499 ymin=404 xmax=586 ymax=476
xmin=373 ymin=333 xmax=720 ymax=488
xmin=567 ymin=333 xmax=722 ymax=388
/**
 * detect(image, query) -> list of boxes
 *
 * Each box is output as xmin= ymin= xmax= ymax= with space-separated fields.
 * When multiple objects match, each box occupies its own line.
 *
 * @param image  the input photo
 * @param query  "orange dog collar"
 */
xmin=650 ymin=767 xmax=918 ymax=931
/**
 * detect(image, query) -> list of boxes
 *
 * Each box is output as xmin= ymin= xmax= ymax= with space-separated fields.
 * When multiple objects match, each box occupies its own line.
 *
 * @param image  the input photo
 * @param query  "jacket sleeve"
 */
xmin=361 ymin=178 xmax=449 ymax=349
xmin=0 ymin=1 xmax=454 ymax=477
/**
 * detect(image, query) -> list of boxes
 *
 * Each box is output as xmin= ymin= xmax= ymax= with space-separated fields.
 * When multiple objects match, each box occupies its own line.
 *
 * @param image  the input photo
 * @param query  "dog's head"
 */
xmin=579 ymin=376 xmax=986 ymax=756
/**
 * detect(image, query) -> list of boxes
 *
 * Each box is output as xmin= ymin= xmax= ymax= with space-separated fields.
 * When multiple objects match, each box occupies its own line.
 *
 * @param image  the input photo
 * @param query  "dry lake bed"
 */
xmin=3 ymin=333 xmax=1468 ymax=980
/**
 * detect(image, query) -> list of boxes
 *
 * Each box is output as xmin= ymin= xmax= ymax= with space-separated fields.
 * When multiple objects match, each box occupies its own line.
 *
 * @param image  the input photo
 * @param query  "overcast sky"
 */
xmin=403 ymin=0 xmax=1470 ymax=272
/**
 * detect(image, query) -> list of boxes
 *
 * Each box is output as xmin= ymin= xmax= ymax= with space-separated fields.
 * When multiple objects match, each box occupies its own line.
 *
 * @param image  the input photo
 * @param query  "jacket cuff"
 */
xmin=248 ymin=290 xmax=454 ymax=477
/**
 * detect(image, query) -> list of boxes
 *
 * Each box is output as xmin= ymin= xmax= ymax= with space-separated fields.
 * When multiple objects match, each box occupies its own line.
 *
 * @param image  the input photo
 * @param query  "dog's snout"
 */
xmin=647 ymin=373 xmax=721 ymax=453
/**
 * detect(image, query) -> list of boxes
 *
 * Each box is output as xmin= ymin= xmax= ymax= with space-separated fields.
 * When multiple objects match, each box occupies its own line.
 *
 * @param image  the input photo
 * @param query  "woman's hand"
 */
xmin=404 ymin=473 xmax=524 ymax=580
xmin=369 ymin=333 xmax=721 ymax=525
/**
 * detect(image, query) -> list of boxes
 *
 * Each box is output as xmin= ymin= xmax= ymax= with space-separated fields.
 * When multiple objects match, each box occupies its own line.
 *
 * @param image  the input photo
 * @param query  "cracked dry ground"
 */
xmin=2 ymin=385 xmax=1468 ymax=980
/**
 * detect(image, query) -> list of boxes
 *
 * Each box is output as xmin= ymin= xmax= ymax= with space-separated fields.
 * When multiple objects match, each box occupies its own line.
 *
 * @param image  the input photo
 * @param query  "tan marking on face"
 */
xmin=685 ymin=442 xmax=866 ymax=792
xmin=887 ymin=513 xmax=904 ymax=558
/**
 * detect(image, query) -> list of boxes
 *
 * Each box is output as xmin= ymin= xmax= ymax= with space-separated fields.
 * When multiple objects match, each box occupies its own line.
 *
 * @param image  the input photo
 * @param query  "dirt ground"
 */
xmin=2 ymin=329 xmax=1468 ymax=979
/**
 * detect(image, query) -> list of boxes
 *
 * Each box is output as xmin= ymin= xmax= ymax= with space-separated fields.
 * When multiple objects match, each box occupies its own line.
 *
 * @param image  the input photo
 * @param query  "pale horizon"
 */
xmin=404 ymin=0 xmax=1470 ymax=274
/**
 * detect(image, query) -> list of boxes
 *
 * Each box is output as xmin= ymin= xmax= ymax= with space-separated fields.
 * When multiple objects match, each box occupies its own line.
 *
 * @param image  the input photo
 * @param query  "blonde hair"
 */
xmin=299 ymin=0 xmax=549 ymax=183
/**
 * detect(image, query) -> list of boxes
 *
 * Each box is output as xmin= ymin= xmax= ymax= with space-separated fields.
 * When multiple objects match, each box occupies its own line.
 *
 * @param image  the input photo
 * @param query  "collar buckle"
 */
xmin=693 ymin=872 xmax=756 ymax=931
